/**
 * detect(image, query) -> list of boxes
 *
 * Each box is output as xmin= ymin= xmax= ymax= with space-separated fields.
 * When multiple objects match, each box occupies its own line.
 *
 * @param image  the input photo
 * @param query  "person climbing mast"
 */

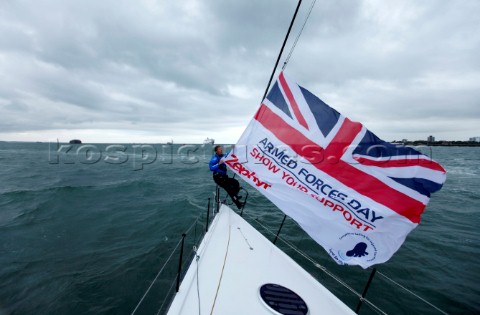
xmin=209 ymin=145 xmax=244 ymax=209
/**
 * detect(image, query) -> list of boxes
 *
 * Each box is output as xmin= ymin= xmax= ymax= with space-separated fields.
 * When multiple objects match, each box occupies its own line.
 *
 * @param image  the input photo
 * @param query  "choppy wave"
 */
xmin=0 ymin=143 xmax=479 ymax=314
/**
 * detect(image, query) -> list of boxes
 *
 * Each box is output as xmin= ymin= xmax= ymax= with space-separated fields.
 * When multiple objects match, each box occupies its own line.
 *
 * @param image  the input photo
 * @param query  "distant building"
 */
xmin=469 ymin=137 xmax=480 ymax=142
xmin=427 ymin=135 xmax=435 ymax=142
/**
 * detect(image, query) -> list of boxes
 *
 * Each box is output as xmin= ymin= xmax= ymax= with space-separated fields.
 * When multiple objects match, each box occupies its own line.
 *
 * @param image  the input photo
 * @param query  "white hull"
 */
xmin=167 ymin=205 xmax=355 ymax=315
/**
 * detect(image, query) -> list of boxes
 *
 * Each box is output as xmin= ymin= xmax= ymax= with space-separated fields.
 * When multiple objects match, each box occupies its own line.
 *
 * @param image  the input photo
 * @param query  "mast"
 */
xmin=261 ymin=0 xmax=303 ymax=103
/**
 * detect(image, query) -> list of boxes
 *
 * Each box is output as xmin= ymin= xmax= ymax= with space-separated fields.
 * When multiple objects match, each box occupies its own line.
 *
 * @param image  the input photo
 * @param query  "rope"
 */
xmin=245 ymin=213 xmax=451 ymax=315
xmin=244 ymin=212 xmax=387 ymax=315
xmin=130 ymin=237 xmax=183 ymax=315
xmin=237 ymin=227 xmax=253 ymax=250
xmin=261 ymin=0 xmax=303 ymax=102
xmin=282 ymin=0 xmax=317 ymax=70
xmin=210 ymin=212 xmax=232 ymax=315
xmin=139 ymin=208 xmax=448 ymax=315
xmin=156 ymin=277 xmax=177 ymax=315
xmin=131 ymin=214 xmax=203 ymax=315
xmin=377 ymin=271 xmax=450 ymax=315
xmin=194 ymin=246 xmax=202 ymax=315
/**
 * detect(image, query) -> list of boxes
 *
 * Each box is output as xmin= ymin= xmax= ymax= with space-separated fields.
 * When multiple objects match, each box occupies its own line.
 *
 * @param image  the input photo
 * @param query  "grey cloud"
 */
xmin=0 ymin=0 xmax=478 ymax=142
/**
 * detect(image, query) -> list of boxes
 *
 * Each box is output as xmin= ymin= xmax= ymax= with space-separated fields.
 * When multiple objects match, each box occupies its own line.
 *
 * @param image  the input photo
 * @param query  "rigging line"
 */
xmin=194 ymin=246 xmax=202 ymax=315
xmin=261 ymin=0 xmax=303 ymax=103
xmin=245 ymin=213 xmax=359 ymax=297
xmin=187 ymin=213 xmax=205 ymax=234
xmin=377 ymin=271 xmax=449 ymax=315
xmin=131 ymin=214 xmax=202 ymax=315
xmin=131 ymin=237 xmax=183 ymax=315
xmin=282 ymin=0 xmax=317 ymax=70
xmin=210 ymin=213 xmax=232 ymax=315
xmin=156 ymin=276 xmax=177 ymax=315
xmin=237 ymin=227 xmax=253 ymax=250
xmin=362 ymin=302 xmax=388 ymax=315
xmin=243 ymin=212 xmax=387 ymax=315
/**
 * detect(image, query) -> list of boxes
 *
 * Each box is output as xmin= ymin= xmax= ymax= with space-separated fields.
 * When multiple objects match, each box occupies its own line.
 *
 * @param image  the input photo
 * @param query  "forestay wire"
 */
xmin=377 ymin=272 xmax=449 ymax=315
xmin=243 ymin=212 xmax=450 ymax=315
xmin=242 ymin=212 xmax=386 ymax=315
xmin=130 ymin=238 xmax=182 ymax=315
xmin=261 ymin=0 xmax=303 ymax=103
xmin=130 ymin=214 xmax=203 ymax=315
xmin=282 ymin=0 xmax=317 ymax=70
xmin=261 ymin=0 xmax=318 ymax=103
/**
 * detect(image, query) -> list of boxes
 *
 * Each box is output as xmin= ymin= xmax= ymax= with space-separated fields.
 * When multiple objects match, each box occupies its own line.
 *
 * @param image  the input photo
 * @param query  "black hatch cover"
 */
xmin=259 ymin=283 xmax=308 ymax=315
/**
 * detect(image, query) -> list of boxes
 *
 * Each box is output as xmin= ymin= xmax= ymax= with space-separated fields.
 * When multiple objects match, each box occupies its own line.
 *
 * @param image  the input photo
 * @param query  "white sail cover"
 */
xmin=226 ymin=72 xmax=446 ymax=268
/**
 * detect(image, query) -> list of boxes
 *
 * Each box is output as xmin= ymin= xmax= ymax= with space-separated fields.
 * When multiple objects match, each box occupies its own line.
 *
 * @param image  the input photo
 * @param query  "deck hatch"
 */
xmin=259 ymin=283 xmax=308 ymax=315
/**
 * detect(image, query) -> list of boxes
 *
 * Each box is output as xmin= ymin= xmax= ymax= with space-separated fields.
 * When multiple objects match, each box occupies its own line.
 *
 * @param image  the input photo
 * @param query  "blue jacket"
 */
xmin=209 ymin=153 xmax=227 ymax=174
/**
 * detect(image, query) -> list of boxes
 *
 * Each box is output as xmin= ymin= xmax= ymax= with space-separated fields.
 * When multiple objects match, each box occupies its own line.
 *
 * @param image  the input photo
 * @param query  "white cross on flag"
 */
xmin=225 ymin=72 xmax=446 ymax=268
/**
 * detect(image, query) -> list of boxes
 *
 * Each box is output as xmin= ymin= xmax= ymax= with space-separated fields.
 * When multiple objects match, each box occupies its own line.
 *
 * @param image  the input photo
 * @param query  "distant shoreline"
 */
xmin=392 ymin=141 xmax=480 ymax=147
xmin=1 ymin=140 xmax=480 ymax=147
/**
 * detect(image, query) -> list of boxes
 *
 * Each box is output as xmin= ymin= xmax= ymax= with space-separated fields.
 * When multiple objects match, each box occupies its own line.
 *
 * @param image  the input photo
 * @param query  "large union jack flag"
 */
xmin=256 ymin=72 xmax=446 ymax=223
xmin=228 ymin=71 xmax=446 ymax=267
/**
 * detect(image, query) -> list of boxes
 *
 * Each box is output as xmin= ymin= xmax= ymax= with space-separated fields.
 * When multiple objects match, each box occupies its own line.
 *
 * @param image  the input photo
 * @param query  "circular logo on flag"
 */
xmin=337 ymin=233 xmax=378 ymax=263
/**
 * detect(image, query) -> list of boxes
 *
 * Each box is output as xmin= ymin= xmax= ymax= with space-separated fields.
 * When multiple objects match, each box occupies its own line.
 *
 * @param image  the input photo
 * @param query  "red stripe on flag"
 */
xmin=279 ymin=72 xmax=309 ymax=130
xmin=255 ymin=103 xmax=425 ymax=223
xmin=354 ymin=156 xmax=446 ymax=172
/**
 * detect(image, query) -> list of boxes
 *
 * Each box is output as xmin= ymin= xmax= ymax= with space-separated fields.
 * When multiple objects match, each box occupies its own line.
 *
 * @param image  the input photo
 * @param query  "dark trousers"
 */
xmin=213 ymin=173 xmax=240 ymax=201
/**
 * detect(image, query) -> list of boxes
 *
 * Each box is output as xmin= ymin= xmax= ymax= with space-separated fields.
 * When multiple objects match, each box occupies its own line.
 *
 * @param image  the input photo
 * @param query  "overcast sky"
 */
xmin=0 ymin=0 xmax=479 ymax=143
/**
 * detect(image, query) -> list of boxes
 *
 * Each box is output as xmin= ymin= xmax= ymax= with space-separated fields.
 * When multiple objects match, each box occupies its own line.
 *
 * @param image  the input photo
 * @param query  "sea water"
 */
xmin=0 ymin=142 xmax=478 ymax=314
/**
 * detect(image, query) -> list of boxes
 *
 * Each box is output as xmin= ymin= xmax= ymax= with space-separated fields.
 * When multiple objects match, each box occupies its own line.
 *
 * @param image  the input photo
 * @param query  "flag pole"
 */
xmin=261 ymin=0 xmax=303 ymax=103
